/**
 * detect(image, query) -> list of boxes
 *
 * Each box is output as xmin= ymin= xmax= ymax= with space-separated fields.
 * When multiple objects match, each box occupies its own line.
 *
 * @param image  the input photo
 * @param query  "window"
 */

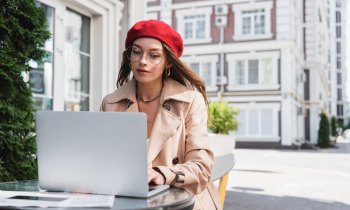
xmin=337 ymin=57 xmax=341 ymax=69
xmin=337 ymin=104 xmax=343 ymax=116
xmin=336 ymin=2 xmax=341 ymax=7
xmin=338 ymin=89 xmax=342 ymax=101
xmin=30 ymin=2 xmax=54 ymax=111
xmin=241 ymin=9 xmax=265 ymax=35
xmin=181 ymin=55 xmax=218 ymax=91
xmin=248 ymin=60 xmax=259 ymax=84
xmin=226 ymin=51 xmax=279 ymax=91
xmin=64 ymin=9 xmax=91 ymax=111
xmin=336 ymin=11 xmax=341 ymax=23
xmin=233 ymin=103 xmax=280 ymax=140
xmin=232 ymin=1 xmax=273 ymax=41
xmin=337 ymin=73 xmax=342 ymax=85
xmin=184 ymin=15 xmax=206 ymax=39
xmin=176 ymin=7 xmax=213 ymax=44
xmin=336 ymin=26 xmax=341 ymax=38
xmin=337 ymin=42 xmax=341 ymax=54
xmin=190 ymin=62 xmax=211 ymax=85
xmin=233 ymin=59 xmax=272 ymax=85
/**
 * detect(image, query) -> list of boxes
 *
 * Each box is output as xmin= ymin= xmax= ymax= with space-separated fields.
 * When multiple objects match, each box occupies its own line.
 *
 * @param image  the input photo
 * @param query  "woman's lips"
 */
xmin=137 ymin=69 xmax=150 ymax=75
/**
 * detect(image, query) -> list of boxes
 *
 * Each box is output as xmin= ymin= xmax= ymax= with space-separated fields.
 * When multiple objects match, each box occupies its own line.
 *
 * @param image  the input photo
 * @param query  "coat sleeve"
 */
xmin=99 ymin=95 xmax=108 ymax=112
xmin=155 ymin=92 xmax=214 ymax=195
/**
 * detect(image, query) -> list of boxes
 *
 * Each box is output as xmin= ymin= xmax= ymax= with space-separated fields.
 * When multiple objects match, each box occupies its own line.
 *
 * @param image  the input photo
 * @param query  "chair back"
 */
xmin=211 ymin=153 xmax=235 ymax=181
xmin=210 ymin=137 xmax=236 ymax=181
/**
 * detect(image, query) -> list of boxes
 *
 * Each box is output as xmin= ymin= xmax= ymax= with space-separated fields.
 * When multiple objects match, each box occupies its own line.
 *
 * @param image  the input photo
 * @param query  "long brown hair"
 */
xmin=116 ymin=42 xmax=210 ymax=108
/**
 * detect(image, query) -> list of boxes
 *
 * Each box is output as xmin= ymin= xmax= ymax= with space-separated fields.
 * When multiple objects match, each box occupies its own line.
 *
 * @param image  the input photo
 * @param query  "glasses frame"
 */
xmin=126 ymin=46 xmax=165 ymax=67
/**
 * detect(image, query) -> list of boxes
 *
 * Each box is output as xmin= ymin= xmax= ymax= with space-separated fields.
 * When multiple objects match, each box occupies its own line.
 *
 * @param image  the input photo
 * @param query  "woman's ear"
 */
xmin=166 ymin=59 xmax=173 ymax=69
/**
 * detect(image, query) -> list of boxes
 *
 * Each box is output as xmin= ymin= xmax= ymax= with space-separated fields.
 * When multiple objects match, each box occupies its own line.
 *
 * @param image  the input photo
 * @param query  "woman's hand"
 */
xmin=148 ymin=168 xmax=165 ymax=185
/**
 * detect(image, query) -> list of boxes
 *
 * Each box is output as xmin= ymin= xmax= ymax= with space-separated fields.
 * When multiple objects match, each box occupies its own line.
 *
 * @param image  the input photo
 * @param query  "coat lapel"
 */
xmin=147 ymin=77 xmax=191 ymax=165
xmin=147 ymin=107 xmax=181 ymax=165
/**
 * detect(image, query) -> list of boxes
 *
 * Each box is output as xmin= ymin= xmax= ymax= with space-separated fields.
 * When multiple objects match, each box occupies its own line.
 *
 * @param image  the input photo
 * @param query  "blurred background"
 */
xmin=32 ymin=0 xmax=349 ymax=149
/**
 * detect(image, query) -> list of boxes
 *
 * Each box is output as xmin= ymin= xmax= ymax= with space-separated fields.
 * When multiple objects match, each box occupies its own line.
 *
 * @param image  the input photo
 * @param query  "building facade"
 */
xmin=31 ymin=0 xmax=146 ymax=112
xmin=328 ymin=0 xmax=348 ymax=127
xmin=146 ymin=0 xmax=332 ymax=147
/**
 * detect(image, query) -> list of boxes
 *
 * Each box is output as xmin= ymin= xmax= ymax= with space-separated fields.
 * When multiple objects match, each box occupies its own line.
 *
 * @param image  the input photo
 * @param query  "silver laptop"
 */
xmin=35 ymin=111 xmax=169 ymax=197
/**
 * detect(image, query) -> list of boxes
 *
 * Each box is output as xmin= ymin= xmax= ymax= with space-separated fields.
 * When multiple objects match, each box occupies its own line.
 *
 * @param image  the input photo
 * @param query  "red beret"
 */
xmin=125 ymin=20 xmax=183 ymax=57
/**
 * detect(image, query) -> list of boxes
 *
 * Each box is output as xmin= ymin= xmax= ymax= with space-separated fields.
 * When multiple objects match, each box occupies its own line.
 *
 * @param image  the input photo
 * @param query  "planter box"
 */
xmin=209 ymin=134 xmax=236 ymax=156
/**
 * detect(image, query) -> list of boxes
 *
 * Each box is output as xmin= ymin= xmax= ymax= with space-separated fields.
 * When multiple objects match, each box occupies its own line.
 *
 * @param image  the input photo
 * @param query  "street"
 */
xmin=223 ymin=139 xmax=350 ymax=210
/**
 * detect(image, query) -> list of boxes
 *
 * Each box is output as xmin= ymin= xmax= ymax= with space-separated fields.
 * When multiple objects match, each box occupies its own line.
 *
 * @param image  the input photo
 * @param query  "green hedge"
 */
xmin=0 ymin=0 xmax=50 ymax=182
xmin=318 ymin=113 xmax=331 ymax=148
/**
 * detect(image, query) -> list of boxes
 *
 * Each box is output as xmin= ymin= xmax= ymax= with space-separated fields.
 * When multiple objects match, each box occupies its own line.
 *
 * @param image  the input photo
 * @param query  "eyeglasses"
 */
xmin=126 ymin=46 xmax=164 ymax=66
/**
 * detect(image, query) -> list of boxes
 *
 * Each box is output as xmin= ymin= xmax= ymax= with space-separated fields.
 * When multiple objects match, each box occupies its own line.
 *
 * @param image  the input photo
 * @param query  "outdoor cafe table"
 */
xmin=0 ymin=180 xmax=194 ymax=210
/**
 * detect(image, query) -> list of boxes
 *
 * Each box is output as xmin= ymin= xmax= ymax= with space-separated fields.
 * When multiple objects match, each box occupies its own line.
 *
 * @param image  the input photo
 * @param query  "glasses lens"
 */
xmin=126 ymin=46 xmax=142 ymax=61
xmin=147 ymin=51 xmax=163 ymax=66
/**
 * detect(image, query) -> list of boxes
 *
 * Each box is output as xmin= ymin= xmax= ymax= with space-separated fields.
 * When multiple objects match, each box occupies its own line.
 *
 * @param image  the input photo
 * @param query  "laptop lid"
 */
xmin=36 ymin=111 xmax=149 ymax=197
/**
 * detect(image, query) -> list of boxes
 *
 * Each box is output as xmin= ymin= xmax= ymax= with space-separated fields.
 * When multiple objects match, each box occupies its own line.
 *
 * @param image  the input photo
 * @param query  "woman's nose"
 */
xmin=140 ymin=53 xmax=147 ymax=65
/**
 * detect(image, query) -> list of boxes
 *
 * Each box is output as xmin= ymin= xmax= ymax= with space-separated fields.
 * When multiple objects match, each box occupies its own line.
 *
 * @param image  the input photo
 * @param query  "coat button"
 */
xmin=172 ymin=157 xmax=179 ymax=165
xmin=163 ymin=105 xmax=170 ymax=111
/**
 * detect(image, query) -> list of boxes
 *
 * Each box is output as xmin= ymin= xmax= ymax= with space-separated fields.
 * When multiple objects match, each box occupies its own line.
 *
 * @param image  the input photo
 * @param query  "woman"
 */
xmin=100 ymin=20 xmax=221 ymax=210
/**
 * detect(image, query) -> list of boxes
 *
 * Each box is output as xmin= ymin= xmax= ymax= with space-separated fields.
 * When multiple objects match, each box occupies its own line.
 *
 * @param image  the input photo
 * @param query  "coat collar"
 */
xmin=107 ymin=77 xmax=191 ymax=104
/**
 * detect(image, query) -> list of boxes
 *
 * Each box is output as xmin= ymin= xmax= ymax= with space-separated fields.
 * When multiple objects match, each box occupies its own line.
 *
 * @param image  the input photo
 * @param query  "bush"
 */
xmin=317 ymin=113 xmax=331 ymax=148
xmin=331 ymin=116 xmax=336 ymax=137
xmin=0 ymin=0 xmax=51 ymax=182
xmin=208 ymin=101 xmax=239 ymax=134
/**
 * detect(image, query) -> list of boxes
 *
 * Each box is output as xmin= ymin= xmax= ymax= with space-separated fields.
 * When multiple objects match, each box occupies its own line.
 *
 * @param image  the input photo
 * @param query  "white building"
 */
xmin=146 ymin=0 xmax=331 ymax=147
xmin=31 ymin=0 xmax=147 ymax=112
xmin=328 ymin=0 xmax=348 ymax=127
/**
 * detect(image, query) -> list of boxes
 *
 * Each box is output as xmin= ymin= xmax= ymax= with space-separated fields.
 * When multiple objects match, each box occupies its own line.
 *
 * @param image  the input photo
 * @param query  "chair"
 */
xmin=210 ymin=135 xmax=236 ymax=209
xmin=211 ymin=153 xmax=236 ymax=209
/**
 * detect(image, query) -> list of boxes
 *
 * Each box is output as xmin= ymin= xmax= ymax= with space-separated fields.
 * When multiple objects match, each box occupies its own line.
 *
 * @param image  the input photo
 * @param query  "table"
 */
xmin=0 ymin=180 xmax=194 ymax=210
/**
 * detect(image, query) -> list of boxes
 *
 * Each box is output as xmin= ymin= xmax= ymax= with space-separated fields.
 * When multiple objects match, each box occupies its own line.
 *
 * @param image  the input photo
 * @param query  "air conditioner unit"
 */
xmin=215 ymin=16 xmax=227 ymax=27
xmin=300 ymin=72 xmax=306 ymax=83
xmin=215 ymin=5 xmax=228 ymax=15
xmin=216 ymin=76 xmax=228 ymax=85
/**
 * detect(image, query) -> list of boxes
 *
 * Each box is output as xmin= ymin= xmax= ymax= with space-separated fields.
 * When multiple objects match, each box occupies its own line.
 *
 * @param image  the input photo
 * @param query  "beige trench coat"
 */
xmin=100 ymin=77 xmax=221 ymax=210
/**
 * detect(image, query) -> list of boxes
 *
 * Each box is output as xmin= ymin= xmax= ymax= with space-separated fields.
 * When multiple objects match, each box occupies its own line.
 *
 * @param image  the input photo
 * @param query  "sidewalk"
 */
xmin=224 ymin=139 xmax=350 ymax=210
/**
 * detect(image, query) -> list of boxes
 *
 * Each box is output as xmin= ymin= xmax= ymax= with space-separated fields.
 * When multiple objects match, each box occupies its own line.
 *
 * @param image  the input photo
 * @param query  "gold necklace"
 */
xmin=136 ymin=80 xmax=164 ymax=103
xmin=147 ymin=120 xmax=155 ymax=123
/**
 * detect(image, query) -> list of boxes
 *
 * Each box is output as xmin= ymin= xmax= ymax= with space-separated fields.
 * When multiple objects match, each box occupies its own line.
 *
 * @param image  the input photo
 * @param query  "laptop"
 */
xmin=35 ymin=111 xmax=169 ymax=197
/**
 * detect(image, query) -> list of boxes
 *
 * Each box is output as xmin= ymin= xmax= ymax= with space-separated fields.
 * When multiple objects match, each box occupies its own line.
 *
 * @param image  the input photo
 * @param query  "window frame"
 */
xmin=337 ymin=104 xmax=343 ymax=116
xmin=230 ymin=102 xmax=280 ymax=141
xmin=336 ymin=26 xmax=341 ymax=38
xmin=226 ymin=51 xmax=280 ymax=91
xmin=176 ymin=7 xmax=213 ymax=45
xmin=181 ymin=55 xmax=218 ymax=91
xmin=336 ymin=42 xmax=341 ymax=54
xmin=336 ymin=11 xmax=341 ymax=23
xmin=337 ymin=57 xmax=341 ymax=69
xmin=232 ymin=1 xmax=273 ymax=41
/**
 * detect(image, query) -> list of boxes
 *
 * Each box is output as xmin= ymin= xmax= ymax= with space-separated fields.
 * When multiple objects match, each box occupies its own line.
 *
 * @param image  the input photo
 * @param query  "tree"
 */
xmin=0 ymin=0 xmax=51 ymax=182
xmin=208 ymin=101 xmax=239 ymax=134
xmin=318 ymin=113 xmax=331 ymax=148
xmin=331 ymin=116 xmax=337 ymax=137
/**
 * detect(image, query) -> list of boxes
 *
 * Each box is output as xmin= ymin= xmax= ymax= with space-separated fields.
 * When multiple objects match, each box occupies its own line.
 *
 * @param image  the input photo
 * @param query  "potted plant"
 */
xmin=207 ymin=101 xmax=239 ymax=156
